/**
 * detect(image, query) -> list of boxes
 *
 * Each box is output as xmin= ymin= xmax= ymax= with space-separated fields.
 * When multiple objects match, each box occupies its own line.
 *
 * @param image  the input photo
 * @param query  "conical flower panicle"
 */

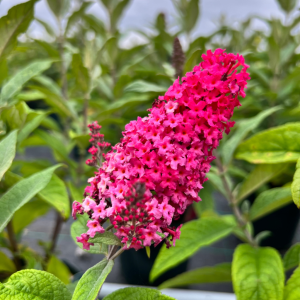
xmin=73 ymin=49 xmax=250 ymax=251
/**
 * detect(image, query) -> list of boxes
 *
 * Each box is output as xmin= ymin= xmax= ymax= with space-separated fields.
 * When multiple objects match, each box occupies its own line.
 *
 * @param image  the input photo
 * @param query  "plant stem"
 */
xmin=7 ymin=221 xmax=22 ymax=270
xmin=213 ymin=150 xmax=257 ymax=247
xmin=109 ymin=247 xmax=124 ymax=261
xmin=47 ymin=211 xmax=63 ymax=261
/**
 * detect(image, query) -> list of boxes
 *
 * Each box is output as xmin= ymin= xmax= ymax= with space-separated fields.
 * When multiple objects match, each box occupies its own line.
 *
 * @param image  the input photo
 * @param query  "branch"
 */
xmin=213 ymin=150 xmax=257 ymax=247
xmin=7 ymin=221 xmax=22 ymax=270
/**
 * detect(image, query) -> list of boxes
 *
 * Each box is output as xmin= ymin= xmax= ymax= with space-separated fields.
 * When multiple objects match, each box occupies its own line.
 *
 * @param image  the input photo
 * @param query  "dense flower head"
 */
xmin=73 ymin=49 xmax=250 ymax=251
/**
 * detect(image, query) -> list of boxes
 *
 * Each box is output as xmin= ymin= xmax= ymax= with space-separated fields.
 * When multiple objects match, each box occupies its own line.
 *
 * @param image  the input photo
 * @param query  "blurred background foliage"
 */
xmin=1 ymin=0 xmax=300 ymax=291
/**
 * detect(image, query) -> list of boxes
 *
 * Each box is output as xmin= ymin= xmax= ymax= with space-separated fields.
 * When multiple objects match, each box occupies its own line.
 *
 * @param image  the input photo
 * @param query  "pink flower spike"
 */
xmin=87 ymin=220 xmax=105 ymax=238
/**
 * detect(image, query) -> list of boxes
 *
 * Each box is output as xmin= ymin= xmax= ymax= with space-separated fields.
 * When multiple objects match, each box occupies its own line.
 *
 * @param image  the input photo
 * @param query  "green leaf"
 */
xmin=292 ymin=157 xmax=300 ymax=208
xmin=150 ymin=217 xmax=233 ymax=282
xmin=0 ymin=130 xmax=17 ymax=181
xmin=235 ymin=122 xmax=300 ymax=164
xmin=0 ymin=269 xmax=72 ymax=299
xmin=46 ymin=255 xmax=71 ymax=285
xmin=284 ymin=264 xmax=300 ymax=300
xmin=110 ymin=0 xmax=130 ymax=32
xmin=71 ymin=53 xmax=90 ymax=93
xmin=283 ymin=243 xmax=300 ymax=271
xmin=0 ymin=59 xmax=54 ymax=107
xmin=71 ymin=214 xmax=108 ymax=254
xmin=146 ymin=246 xmax=151 ymax=258
xmin=222 ymin=106 xmax=282 ymax=165
xmin=89 ymin=231 xmax=121 ymax=246
xmin=0 ymin=251 xmax=16 ymax=273
xmin=35 ymin=18 xmax=56 ymax=37
xmin=232 ymin=244 xmax=284 ymax=300
xmin=124 ymin=80 xmax=166 ymax=93
xmin=237 ymin=163 xmax=288 ymax=202
xmin=72 ymin=259 xmax=114 ymax=300
xmin=277 ymin=0 xmax=296 ymax=13
xmin=65 ymin=2 xmax=92 ymax=34
xmin=249 ymin=187 xmax=292 ymax=221
xmin=103 ymin=287 xmax=175 ymax=300
xmin=18 ymin=113 xmax=47 ymax=144
xmin=184 ymin=49 xmax=202 ymax=73
xmin=38 ymin=174 xmax=70 ymax=219
xmin=0 ymin=1 xmax=37 ymax=62
xmin=67 ymin=182 xmax=84 ymax=203
xmin=47 ymin=0 xmax=70 ymax=18
xmin=185 ymin=0 xmax=199 ymax=33
xmin=0 ymin=164 xmax=61 ymax=232
xmin=158 ymin=262 xmax=231 ymax=290
xmin=193 ymin=180 xmax=214 ymax=217
xmin=12 ymin=199 xmax=50 ymax=234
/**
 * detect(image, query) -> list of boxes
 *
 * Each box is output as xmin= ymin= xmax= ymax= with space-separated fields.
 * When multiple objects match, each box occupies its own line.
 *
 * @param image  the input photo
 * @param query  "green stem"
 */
xmin=214 ymin=150 xmax=257 ymax=247
xmin=7 ymin=221 xmax=22 ymax=270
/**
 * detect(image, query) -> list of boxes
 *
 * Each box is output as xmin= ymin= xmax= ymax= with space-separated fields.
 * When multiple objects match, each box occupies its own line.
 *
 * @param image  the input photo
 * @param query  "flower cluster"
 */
xmin=73 ymin=49 xmax=250 ymax=251
xmin=85 ymin=122 xmax=111 ymax=167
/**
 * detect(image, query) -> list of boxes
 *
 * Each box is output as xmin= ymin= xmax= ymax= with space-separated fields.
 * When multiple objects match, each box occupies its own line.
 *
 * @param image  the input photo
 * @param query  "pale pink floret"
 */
xmin=82 ymin=197 xmax=96 ymax=212
xmin=77 ymin=233 xmax=94 ymax=250
xmin=92 ymin=200 xmax=107 ymax=219
xmin=87 ymin=220 xmax=105 ymax=238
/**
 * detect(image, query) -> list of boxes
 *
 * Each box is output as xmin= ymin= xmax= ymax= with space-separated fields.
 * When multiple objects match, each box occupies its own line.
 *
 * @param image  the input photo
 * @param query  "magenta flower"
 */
xmin=73 ymin=49 xmax=250 ymax=251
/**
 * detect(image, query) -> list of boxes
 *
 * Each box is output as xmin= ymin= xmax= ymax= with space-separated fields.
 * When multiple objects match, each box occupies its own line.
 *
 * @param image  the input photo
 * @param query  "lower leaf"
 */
xmin=72 ymin=259 xmax=114 ymax=300
xmin=103 ymin=287 xmax=175 ymax=300
xmin=0 ymin=269 xmax=71 ymax=300
xmin=232 ymin=244 xmax=285 ymax=300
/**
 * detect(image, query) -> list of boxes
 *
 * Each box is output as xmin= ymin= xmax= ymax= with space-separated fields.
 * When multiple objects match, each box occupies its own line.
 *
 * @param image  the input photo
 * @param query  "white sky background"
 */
xmin=0 ymin=0 xmax=294 ymax=47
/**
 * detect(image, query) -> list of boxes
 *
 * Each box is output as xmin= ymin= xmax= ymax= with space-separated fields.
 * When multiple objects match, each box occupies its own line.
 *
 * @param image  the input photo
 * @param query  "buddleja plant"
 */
xmin=1 ymin=46 xmax=250 ymax=299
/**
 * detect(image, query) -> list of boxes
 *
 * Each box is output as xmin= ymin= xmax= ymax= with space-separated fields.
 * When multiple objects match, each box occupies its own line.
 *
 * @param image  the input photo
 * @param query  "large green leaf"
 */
xmin=0 ymin=164 xmax=61 ymax=232
xmin=12 ymin=199 xmax=50 ymax=234
xmin=277 ymin=0 xmax=297 ymax=13
xmin=71 ymin=214 xmax=108 ymax=254
xmin=0 ymin=251 xmax=16 ymax=273
xmin=110 ymin=0 xmax=130 ymax=32
xmin=158 ymin=263 xmax=231 ymax=290
xmin=0 ymin=59 xmax=54 ymax=107
xmin=0 ymin=270 xmax=71 ymax=300
xmin=283 ymin=243 xmax=300 ymax=271
xmin=124 ymin=80 xmax=166 ymax=93
xmin=184 ymin=49 xmax=202 ymax=73
xmin=72 ymin=259 xmax=114 ymax=300
xmin=47 ymin=0 xmax=70 ymax=18
xmin=284 ymin=264 xmax=300 ymax=300
xmin=237 ymin=163 xmax=288 ymax=202
xmin=18 ymin=113 xmax=47 ymax=144
xmin=103 ymin=287 xmax=175 ymax=300
xmin=184 ymin=0 xmax=199 ymax=33
xmin=232 ymin=244 xmax=285 ymax=300
xmin=0 ymin=1 xmax=37 ymax=62
xmin=89 ymin=232 xmax=121 ymax=246
xmin=235 ymin=123 xmax=300 ymax=164
xmin=71 ymin=53 xmax=90 ymax=93
xmin=38 ymin=174 xmax=70 ymax=219
xmin=193 ymin=180 xmax=214 ymax=216
xmin=65 ymin=2 xmax=92 ymax=34
xmin=249 ymin=187 xmax=292 ymax=221
xmin=0 ymin=130 xmax=17 ymax=181
xmin=46 ymin=255 xmax=71 ymax=285
xmin=292 ymin=157 xmax=300 ymax=208
xmin=222 ymin=106 xmax=282 ymax=165
xmin=150 ymin=217 xmax=233 ymax=282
